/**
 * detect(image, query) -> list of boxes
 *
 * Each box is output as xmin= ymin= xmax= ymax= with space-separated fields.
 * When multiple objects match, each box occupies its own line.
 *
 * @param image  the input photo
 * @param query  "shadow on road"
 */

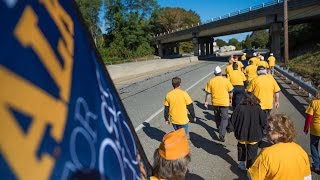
xmin=142 ymin=122 xmax=166 ymax=142
xmin=185 ymin=170 xmax=205 ymax=180
xmin=194 ymin=100 xmax=207 ymax=110
xmin=195 ymin=118 xmax=219 ymax=141
xmin=189 ymin=132 xmax=248 ymax=179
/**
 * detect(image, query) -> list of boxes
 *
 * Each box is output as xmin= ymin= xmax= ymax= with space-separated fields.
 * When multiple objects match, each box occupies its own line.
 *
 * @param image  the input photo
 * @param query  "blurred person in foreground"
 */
xmin=228 ymin=92 xmax=267 ymax=170
xmin=151 ymin=128 xmax=191 ymax=180
xmin=248 ymin=114 xmax=311 ymax=180
xmin=304 ymin=90 xmax=320 ymax=173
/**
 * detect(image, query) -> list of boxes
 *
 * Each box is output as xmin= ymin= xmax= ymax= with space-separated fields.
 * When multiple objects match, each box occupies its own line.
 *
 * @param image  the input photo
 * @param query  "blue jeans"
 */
xmin=172 ymin=123 xmax=189 ymax=135
xmin=310 ymin=134 xmax=320 ymax=168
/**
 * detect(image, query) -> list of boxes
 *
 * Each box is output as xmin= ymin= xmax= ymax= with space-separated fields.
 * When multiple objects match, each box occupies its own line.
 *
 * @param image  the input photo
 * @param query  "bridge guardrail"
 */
xmin=275 ymin=65 xmax=317 ymax=97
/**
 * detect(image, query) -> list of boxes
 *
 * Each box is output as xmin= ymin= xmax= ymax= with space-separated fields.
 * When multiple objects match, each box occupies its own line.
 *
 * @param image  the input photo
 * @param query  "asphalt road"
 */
xmin=115 ymin=58 xmax=318 ymax=179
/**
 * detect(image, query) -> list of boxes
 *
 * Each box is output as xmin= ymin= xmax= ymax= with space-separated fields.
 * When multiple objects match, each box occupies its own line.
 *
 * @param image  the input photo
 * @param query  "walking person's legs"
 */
xmin=246 ymin=143 xmax=259 ymax=169
xmin=172 ymin=124 xmax=189 ymax=135
xmin=213 ymin=106 xmax=221 ymax=128
xmin=219 ymin=107 xmax=229 ymax=142
xmin=237 ymin=142 xmax=246 ymax=170
xmin=310 ymin=134 xmax=320 ymax=171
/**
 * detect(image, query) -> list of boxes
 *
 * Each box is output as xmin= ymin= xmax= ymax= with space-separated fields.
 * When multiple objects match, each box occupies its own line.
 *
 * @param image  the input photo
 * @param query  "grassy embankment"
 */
xmin=286 ymin=50 xmax=320 ymax=88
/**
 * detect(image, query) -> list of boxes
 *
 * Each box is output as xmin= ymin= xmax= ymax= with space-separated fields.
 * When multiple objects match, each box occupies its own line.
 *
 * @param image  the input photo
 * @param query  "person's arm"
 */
xmin=204 ymin=92 xmax=210 ymax=109
xmin=164 ymin=106 xmax=170 ymax=124
xmin=304 ymin=114 xmax=313 ymax=134
xmin=187 ymin=103 xmax=196 ymax=122
xmin=229 ymin=92 xmax=233 ymax=105
xmin=274 ymin=92 xmax=280 ymax=109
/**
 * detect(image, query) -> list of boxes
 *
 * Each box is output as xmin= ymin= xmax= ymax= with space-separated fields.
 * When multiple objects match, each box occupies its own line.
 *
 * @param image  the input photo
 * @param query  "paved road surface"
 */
xmin=114 ymin=58 xmax=318 ymax=179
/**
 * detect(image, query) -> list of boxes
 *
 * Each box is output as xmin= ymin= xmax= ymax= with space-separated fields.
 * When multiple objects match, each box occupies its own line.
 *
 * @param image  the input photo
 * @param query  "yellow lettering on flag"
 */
xmin=0 ymin=67 xmax=68 ymax=179
xmin=14 ymin=6 xmax=73 ymax=103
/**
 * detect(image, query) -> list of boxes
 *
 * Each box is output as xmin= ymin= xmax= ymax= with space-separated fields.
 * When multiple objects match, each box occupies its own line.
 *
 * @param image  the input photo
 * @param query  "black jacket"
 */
xmin=228 ymin=105 xmax=267 ymax=142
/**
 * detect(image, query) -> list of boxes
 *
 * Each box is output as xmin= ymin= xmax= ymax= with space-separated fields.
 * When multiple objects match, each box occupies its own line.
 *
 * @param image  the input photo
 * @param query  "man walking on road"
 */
xmin=164 ymin=77 xmax=196 ymax=135
xmin=268 ymin=53 xmax=276 ymax=75
xmin=227 ymin=63 xmax=247 ymax=109
xmin=247 ymin=66 xmax=280 ymax=116
xmin=204 ymin=66 xmax=234 ymax=142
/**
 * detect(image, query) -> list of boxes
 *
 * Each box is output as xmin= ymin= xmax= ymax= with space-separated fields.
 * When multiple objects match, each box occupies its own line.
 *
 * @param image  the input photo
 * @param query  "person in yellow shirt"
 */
xmin=164 ymin=77 xmax=196 ymax=135
xmin=257 ymin=56 xmax=269 ymax=72
xmin=204 ymin=66 xmax=234 ymax=142
xmin=227 ymin=63 xmax=247 ymax=109
xmin=241 ymin=53 xmax=247 ymax=61
xmin=248 ymin=114 xmax=311 ymax=180
xmin=304 ymin=91 xmax=320 ymax=173
xmin=151 ymin=128 xmax=191 ymax=180
xmin=247 ymin=66 xmax=280 ymax=116
xmin=268 ymin=53 xmax=276 ymax=75
xmin=225 ymin=59 xmax=234 ymax=76
xmin=245 ymin=60 xmax=257 ymax=83
xmin=233 ymin=55 xmax=244 ymax=72
xmin=249 ymin=53 xmax=260 ymax=66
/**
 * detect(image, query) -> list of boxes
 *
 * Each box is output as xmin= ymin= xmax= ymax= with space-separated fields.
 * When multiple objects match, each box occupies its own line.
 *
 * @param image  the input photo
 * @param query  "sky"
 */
xmin=157 ymin=0 xmax=273 ymax=42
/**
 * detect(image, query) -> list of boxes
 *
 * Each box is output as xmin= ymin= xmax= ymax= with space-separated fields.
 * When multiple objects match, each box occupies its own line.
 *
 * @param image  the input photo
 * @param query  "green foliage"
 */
xmin=150 ymin=7 xmax=200 ymax=34
xmin=179 ymin=42 xmax=193 ymax=53
xmin=243 ymin=30 xmax=269 ymax=49
xmin=215 ymin=39 xmax=227 ymax=47
xmin=228 ymin=38 xmax=240 ymax=50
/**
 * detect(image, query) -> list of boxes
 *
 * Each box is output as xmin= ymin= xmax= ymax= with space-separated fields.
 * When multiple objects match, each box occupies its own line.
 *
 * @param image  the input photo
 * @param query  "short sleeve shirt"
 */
xmin=248 ymin=142 xmax=311 ymax=180
xmin=268 ymin=56 xmax=276 ymax=66
xmin=225 ymin=64 xmax=233 ymax=75
xmin=245 ymin=65 xmax=257 ymax=81
xmin=257 ymin=61 xmax=270 ymax=69
xmin=241 ymin=55 xmax=246 ymax=61
xmin=306 ymin=99 xmax=320 ymax=136
xmin=227 ymin=70 xmax=246 ymax=86
xmin=205 ymin=76 xmax=233 ymax=106
xmin=164 ymin=88 xmax=192 ymax=125
xmin=247 ymin=75 xmax=280 ymax=110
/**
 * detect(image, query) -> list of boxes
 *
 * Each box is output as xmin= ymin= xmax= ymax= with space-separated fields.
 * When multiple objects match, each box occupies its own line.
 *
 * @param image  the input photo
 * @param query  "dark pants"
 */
xmin=232 ymin=85 xmax=245 ymax=109
xmin=213 ymin=106 xmax=229 ymax=138
xmin=310 ymin=134 xmax=320 ymax=169
xmin=237 ymin=142 xmax=259 ymax=169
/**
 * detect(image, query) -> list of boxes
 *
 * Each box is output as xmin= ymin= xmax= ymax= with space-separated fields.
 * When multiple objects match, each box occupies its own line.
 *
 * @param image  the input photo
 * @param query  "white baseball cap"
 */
xmin=253 ymin=52 xmax=257 ymax=56
xmin=270 ymin=53 xmax=273 ymax=56
xmin=261 ymin=56 xmax=264 ymax=60
xmin=214 ymin=66 xmax=222 ymax=74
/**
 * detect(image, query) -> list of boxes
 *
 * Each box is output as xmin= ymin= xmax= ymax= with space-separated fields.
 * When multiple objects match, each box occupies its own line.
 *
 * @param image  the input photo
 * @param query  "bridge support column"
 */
xmin=158 ymin=43 xmax=163 ymax=58
xmin=200 ymin=43 xmax=205 ymax=56
xmin=270 ymin=23 xmax=282 ymax=62
xmin=210 ymin=42 xmax=214 ymax=55
xmin=205 ymin=42 xmax=210 ymax=55
xmin=192 ymin=37 xmax=199 ymax=56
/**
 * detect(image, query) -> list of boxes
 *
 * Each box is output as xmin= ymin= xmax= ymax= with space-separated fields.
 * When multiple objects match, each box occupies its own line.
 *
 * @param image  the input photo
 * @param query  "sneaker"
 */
xmin=219 ymin=135 xmax=225 ymax=142
xmin=238 ymin=161 xmax=246 ymax=171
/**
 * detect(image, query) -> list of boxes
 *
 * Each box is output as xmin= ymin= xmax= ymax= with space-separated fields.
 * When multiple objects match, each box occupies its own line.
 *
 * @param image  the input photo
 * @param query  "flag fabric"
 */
xmin=0 ymin=1 xmax=150 ymax=179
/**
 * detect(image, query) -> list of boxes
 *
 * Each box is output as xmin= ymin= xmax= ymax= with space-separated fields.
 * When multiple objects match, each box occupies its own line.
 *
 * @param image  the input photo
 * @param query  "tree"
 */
xmin=76 ymin=0 xmax=103 ymax=44
xmin=250 ymin=30 xmax=269 ymax=48
xmin=228 ymin=38 xmax=240 ymax=50
xmin=215 ymin=39 xmax=227 ymax=47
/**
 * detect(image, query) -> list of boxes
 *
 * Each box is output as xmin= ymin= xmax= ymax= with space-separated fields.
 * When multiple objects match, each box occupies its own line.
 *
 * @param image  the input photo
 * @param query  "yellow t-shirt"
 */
xmin=248 ymin=142 xmax=311 ymax=180
xmin=245 ymin=65 xmax=257 ymax=81
xmin=306 ymin=99 xmax=320 ymax=136
xmin=149 ymin=176 xmax=165 ymax=180
xmin=164 ymin=88 xmax=192 ymax=125
xmin=250 ymin=57 xmax=260 ymax=66
xmin=268 ymin=56 xmax=276 ymax=66
xmin=236 ymin=61 xmax=244 ymax=70
xmin=247 ymin=75 xmax=280 ymax=110
xmin=257 ymin=61 xmax=269 ymax=69
xmin=227 ymin=70 xmax=246 ymax=86
xmin=241 ymin=55 xmax=246 ymax=61
xmin=205 ymin=76 xmax=233 ymax=106
xmin=225 ymin=64 xmax=233 ymax=75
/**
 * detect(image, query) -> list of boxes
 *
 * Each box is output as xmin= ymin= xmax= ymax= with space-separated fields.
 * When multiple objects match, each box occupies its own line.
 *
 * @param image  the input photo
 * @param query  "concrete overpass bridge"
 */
xmin=154 ymin=0 xmax=320 ymax=60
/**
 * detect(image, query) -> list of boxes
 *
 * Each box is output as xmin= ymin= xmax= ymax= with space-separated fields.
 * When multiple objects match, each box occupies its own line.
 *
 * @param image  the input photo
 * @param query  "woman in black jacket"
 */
xmin=228 ymin=92 xmax=267 ymax=170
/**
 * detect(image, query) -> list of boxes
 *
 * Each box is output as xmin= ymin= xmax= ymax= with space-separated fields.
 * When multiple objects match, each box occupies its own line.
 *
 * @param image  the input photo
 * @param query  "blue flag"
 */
xmin=0 ymin=1 xmax=150 ymax=179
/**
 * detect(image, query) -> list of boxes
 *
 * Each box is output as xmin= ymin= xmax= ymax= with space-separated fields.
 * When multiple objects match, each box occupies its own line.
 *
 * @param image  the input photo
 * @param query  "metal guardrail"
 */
xmin=275 ymin=65 xmax=317 ymax=97
xmin=155 ymin=0 xmax=284 ymax=37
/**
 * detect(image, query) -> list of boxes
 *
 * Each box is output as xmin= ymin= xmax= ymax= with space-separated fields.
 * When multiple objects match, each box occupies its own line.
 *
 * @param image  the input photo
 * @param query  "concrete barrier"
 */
xmin=106 ymin=56 xmax=198 ymax=81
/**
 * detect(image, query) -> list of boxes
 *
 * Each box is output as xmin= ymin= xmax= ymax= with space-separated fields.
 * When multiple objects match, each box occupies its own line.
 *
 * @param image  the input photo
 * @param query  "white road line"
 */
xmin=135 ymin=63 xmax=226 ymax=132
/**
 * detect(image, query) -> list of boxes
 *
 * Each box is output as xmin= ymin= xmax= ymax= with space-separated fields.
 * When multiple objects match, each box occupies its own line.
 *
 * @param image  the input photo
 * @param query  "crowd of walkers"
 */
xmin=148 ymin=52 xmax=319 ymax=179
